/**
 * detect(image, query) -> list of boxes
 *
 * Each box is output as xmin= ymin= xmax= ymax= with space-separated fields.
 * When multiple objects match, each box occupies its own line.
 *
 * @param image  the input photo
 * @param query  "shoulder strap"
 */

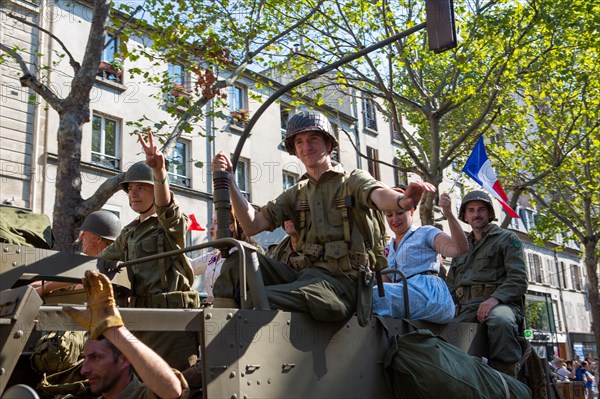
xmin=156 ymin=228 xmax=169 ymax=292
xmin=296 ymin=179 xmax=310 ymax=248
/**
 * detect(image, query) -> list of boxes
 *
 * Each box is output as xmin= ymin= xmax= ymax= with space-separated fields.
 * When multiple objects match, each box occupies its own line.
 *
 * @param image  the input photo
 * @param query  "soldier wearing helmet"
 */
xmin=98 ymin=132 xmax=199 ymax=372
xmin=211 ymin=110 xmax=435 ymax=321
xmin=446 ymin=189 xmax=528 ymax=378
xmin=78 ymin=210 xmax=121 ymax=256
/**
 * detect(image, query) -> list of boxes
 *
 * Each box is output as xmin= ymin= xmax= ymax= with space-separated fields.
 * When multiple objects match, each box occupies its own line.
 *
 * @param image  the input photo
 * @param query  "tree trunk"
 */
xmin=52 ymin=109 xmax=86 ymax=250
xmin=583 ymin=239 xmax=600 ymax=358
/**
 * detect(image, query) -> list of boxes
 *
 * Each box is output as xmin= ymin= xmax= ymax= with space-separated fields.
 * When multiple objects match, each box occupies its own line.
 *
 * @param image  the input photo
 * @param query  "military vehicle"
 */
xmin=1 ymin=233 xmax=493 ymax=399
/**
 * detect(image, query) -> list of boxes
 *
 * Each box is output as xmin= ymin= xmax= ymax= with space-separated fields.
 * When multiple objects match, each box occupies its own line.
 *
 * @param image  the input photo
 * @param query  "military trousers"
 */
xmin=454 ymin=301 xmax=523 ymax=364
xmin=213 ymin=249 xmax=358 ymax=321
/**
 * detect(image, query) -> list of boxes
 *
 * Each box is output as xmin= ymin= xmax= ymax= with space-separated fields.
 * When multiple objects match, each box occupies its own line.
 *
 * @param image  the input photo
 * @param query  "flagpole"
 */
xmin=447 ymin=172 xmax=463 ymax=195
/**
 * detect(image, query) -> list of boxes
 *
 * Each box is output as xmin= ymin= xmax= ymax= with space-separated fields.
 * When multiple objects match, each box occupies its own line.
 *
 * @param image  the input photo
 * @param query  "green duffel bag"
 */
xmin=383 ymin=328 xmax=532 ymax=399
xmin=0 ymin=206 xmax=54 ymax=248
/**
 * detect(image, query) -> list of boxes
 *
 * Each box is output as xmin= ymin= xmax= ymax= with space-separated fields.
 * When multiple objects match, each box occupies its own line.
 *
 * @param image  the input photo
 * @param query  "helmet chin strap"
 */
xmin=130 ymin=200 xmax=154 ymax=215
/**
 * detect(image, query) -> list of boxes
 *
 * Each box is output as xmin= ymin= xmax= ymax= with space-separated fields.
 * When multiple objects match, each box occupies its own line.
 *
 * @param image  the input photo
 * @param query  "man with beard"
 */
xmin=446 ymin=190 xmax=528 ymax=378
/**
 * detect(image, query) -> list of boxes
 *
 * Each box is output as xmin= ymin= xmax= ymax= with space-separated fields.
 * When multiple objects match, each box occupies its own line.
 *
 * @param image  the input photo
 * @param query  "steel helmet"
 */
xmin=458 ymin=190 xmax=495 ymax=222
xmin=79 ymin=210 xmax=121 ymax=241
xmin=120 ymin=161 xmax=154 ymax=192
xmin=284 ymin=110 xmax=339 ymax=156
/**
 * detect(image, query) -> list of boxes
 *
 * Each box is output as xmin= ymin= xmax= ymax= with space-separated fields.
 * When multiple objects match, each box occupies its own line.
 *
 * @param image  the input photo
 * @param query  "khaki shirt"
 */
xmin=261 ymin=164 xmax=384 ymax=258
xmin=100 ymin=195 xmax=194 ymax=297
xmin=100 ymin=371 xmax=189 ymax=399
xmin=446 ymin=223 xmax=528 ymax=307
xmin=267 ymin=235 xmax=296 ymax=266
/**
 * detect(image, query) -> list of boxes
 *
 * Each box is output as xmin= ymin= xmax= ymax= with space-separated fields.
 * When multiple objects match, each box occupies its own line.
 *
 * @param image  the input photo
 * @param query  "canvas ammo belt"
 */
xmin=455 ymin=284 xmax=497 ymax=304
xmin=129 ymin=290 xmax=200 ymax=309
xmin=288 ymin=241 xmax=366 ymax=278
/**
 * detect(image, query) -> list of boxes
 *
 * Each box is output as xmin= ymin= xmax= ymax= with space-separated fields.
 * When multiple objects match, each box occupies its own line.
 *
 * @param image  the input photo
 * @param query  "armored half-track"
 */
xmin=0 ymin=240 xmax=491 ymax=399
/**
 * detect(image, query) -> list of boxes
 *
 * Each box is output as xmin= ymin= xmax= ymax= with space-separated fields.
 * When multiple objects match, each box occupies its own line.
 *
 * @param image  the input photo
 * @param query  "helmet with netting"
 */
xmin=284 ymin=110 xmax=338 ymax=156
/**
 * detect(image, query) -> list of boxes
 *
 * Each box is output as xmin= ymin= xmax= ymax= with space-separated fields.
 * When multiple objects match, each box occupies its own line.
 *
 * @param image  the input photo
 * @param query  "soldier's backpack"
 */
xmin=31 ymin=331 xmax=86 ymax=375
xmin=382 ymin=328 xmax=532 ymax=399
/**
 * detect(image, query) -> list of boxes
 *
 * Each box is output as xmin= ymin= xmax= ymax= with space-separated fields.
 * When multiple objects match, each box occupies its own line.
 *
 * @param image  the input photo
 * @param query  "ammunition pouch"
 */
xmin=130 ymin=290 xmax=200 ymax=309
xmin=455 ymin=284 xmax=497 ymax=304
xmin=292 ymin=240 xmax=366 ymax=278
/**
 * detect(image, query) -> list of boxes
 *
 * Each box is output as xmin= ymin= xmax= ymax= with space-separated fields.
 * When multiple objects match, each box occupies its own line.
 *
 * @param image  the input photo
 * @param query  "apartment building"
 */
xmin=1 ymin=0 xmax=594 ymax=359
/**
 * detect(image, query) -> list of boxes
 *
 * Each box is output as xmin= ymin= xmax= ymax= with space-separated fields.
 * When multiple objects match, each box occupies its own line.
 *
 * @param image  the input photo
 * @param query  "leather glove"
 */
xmin=63 ymin=270 xmax=124 ymax=339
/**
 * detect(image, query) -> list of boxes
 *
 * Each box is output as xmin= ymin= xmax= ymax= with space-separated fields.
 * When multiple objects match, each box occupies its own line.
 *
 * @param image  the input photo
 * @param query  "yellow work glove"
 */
xmin=63 ymin=270 xmax=124 ymax=339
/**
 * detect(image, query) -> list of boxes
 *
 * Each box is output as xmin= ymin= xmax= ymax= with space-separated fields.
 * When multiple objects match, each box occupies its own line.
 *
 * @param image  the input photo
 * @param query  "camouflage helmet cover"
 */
xmin=458 ymin=190 xmax=495 ymax=222
xmin=120 ymin=161 xmax=154 ymax=192
xmin=284 ymin=110 xmax=339 ymax=155
xmin=79 ymin=210 xmax=122 ymax=241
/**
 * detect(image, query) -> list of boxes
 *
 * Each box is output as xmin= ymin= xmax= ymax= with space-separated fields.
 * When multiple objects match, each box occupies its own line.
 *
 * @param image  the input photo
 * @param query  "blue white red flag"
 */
xmin=462 ymin=136 xmax=519 ymax=218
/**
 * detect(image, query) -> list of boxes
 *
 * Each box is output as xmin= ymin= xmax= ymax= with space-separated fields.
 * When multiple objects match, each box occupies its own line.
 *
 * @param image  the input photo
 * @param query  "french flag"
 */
xmin=463 ymin=136 xmax=519 ymax=218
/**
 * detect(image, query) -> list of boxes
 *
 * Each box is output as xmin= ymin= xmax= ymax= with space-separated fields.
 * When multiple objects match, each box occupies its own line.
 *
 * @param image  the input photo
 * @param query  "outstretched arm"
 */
xmin=370 ymin=181 xmax=436 ymax=213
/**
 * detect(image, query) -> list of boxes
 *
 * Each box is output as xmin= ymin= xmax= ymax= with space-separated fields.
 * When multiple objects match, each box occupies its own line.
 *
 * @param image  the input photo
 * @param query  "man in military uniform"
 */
xmin=211 ymin=110 xmax=434 ymax=321
xmin=64 ymin=270 xmax=189 ymax=399
xmin=34 ymin=210 xmax=121 ymax=297
xmin=266 ymin=220 xmax=299 ymax=266
xmin=445 ymin=190 xmax=528 ymax=378
xmin=99 ymin=132 xmax=198 ymax=371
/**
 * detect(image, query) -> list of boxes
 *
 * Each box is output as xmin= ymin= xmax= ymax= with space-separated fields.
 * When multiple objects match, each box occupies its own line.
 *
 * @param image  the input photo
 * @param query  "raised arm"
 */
xmin=64 ymin=271 xmax=184 ymax=398
xmin=433 ymin=192 xmax=468 ymax=258
xmin=139 ymin=131 xmax=170 ymax=207
xmin=103 ymin=326 xmax=183 ymax=398
xmin=370 ymin=181 xmax=436 ymax=213
xmin=212 ymin=151 xmax=270 ymax=235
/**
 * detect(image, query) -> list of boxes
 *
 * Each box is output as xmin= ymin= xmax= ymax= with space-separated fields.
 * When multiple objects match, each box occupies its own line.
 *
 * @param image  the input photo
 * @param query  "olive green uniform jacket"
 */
xmin=100 ymin=195 xmax=195 ymax=301
xmin=214 ymin=164 xmax=385 ymax=321
xmin=446 ymin=223 xmax=528 ymax=312
xmin=99 ymin=196 xmax=199 ymax=371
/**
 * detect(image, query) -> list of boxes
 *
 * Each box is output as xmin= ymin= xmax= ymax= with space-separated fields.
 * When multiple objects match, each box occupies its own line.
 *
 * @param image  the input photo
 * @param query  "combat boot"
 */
xmin=492 ymin=361 xmax=518 ymax=378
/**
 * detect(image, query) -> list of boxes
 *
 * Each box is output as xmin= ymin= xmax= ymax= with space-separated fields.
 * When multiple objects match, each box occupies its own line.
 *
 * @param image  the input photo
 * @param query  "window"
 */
xmin=560 ymin=262 xmax=569 ymax=289
xmin=367 ymin=146 xmax=380 ymax=180
xmin=526 ymin=253 xmax=543 ymax=284
xmin=236 ymin=157 xmax=251 ymax=201
xmin=98 ymin=34 xmax=122 ymax=83
xmin=570 ymin=264 xmax=582 ymax=291
xmin=102 ymin=34 xmax=118 ymax=63
xmin=391 ymin=119 xmax=401 ymax=142
xmin=230 ymin=85 xmax=247 ymax=111
xmin=168 ymin=64 xmax=186 ymax=86
xmin=167 ymin=141 xmax=190 ymax=187
xmin=362 ymin=97 xmax=377 ymax=131
xmin=91 ymin=114 xmax=120 ymax=169
xmin=330 ymin=123 xmax=340 ymax=163
xmin=524 ymin=295 xmax=555 ymax=333
xmin=282 ymin=171 xmax=298 ymax=190
xmin=280 ymin=105 xmax=292 ymax=144
xmin=519 ymin=208 xmax=536 ymax=230
xmin=229 ymin=85 xmax=248 ymax=129
xmin=393 ymin=158 xmax=408 ymax=188
xmin=546 ymin=258 xmax=558 ymax=287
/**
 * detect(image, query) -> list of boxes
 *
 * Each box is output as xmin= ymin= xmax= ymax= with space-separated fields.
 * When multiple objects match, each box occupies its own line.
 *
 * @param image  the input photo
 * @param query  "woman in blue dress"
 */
xmin=373 ymin=188 xmax=468 ymax=323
